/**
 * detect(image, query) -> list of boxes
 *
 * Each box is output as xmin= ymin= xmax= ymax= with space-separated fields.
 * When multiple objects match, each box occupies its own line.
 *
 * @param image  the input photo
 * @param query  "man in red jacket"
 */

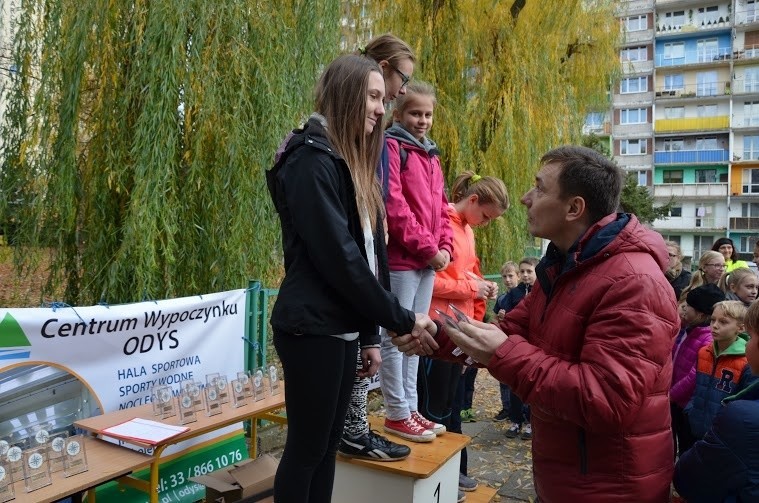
xmin=394 ymin=145 xmax=680 ymax=502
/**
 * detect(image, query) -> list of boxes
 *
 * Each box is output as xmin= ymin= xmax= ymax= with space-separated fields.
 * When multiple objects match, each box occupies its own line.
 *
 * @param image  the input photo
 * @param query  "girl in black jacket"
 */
xmin=267 ymin=54 xmax=430 ymax=502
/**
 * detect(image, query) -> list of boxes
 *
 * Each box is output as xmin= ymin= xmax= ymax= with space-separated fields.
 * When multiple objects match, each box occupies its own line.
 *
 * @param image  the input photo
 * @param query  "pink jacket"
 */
xmin=428 ymin=205 xmax=486 ymax=322
xmin=670 ymin=324 xmax=712 ymax=408
xmin=384 ymin=136 xmax=453 ymax=270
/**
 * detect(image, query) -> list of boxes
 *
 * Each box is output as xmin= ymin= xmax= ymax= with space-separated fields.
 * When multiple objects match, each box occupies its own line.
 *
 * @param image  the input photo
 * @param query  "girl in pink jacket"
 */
xmin=379 ymin=81 xmax=453 ymax=442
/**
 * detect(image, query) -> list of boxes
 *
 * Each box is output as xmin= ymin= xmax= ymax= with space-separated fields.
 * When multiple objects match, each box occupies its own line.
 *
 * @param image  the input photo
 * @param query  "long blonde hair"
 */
xmin=681 ymin=250 xmax=724 ymax=300
xmin=315 ymin=55 xmax=384 ymax=229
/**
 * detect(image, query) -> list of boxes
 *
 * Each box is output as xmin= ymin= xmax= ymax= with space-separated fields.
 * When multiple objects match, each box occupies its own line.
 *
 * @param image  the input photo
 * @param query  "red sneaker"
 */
xmin=411 ymin=411 xmax=446 ymax=435
xmin=384 ymin=416 xmax=436 ymax=442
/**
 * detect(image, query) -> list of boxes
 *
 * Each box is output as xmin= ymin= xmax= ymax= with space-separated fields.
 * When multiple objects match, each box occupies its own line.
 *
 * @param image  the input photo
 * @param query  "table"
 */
xmin=8 ymin=436 xmax=151 ymax=503
xmin=75 ymin=391 xmax=286 ymax=503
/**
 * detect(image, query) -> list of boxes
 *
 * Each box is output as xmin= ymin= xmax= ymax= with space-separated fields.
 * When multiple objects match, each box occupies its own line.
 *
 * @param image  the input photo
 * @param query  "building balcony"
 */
xmin=616 ymin=0 xmax=653 ymax=14
xmin=731 ymin=78 xmax=759 ymax=95
xmin=734 ymin=8 xmax=759 ymax=28
xmin=652 ymin=215 xmax=726 ymax=232
xmin=654 ymin=149 xmax=729 ymax=164
xmin=653 ymin=183 xmax=728 ymax=198
xmin=615 ymin=91 xmax=655 ymax=106
xmin=655 ymin=116 xmax=729 ymax=132
xmin=625 ymin=29 xmax=654 ymax=44
xmin=621 ymin=60 xmax=654 ymax=74
xmin=654 ymin=81 xmax=730 ymax=99
xmin=616 ymin=153 xmax=653 ymax=167
xmin=655 ymin=48 xmax=732 ymax=67
xmin=729 ymin=216 xmax=759 ymax=230
xmin=582 ymin=122 xmax=611 ymax=136
xmin=733 ymin=116 xmax=759 ymax=128
xmin=732 ymin=44 xmax=759 ymax=62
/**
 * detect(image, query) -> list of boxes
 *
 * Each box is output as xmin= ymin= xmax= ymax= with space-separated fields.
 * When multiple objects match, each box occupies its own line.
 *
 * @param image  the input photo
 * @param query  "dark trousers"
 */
xmin=462 ymin=367 xmax=478 ymax=410
xmin=671 ymin=401 xmax=697 ymax=459
xmin=273 ymin=331 xmax=357 ymax=503
xmin=509 ymin=390 xmax=530 ymax=425
xmin=498 ymin=382 xmax=511 ymax=411
xmin=418 ymin=357 xmax=469 ymax=474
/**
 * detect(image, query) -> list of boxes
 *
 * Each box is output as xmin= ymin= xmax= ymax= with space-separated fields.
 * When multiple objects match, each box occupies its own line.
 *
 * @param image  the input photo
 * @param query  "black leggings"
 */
xmin=273 ymin=330 xmax=358 ymax=503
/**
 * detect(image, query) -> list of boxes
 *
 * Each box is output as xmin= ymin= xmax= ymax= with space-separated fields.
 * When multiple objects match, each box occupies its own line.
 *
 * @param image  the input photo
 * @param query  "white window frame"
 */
xmin=663 ymin=138 xmax=684 ymax=151
xmin=665 ymin=106 xmax=685 ymax=119
xmin=621 ymin=76 xmax=648 ymax=94
xmin=620 ymin=139 xmax=647 ymax=155
xmin=744 ymin=137 xmax=759 ymax=161
xmin=664 ymin=74 xmax=685 ymax=91
xmin=620 ymin=46 xmax=647 ymax=62
xmin=625 ymin=15 xmax=647 ymax=32
xmin=697 ymin=104 xmax=718 ymax=117
xmin=620 ymin=108 xmax=647 ymax=124
xmin=742 ymin=167 xmax=759 ymax=192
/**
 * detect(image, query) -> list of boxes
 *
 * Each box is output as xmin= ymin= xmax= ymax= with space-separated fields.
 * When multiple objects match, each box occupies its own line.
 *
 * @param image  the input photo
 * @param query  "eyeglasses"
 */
xmin=705 ymin=263 xmax=726 ymax=269
xmin=391 ymin=65 xmax=411 ymax=88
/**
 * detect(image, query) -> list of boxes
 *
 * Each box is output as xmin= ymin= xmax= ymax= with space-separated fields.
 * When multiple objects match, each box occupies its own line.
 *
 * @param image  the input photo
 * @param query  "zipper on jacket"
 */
xmin=578 ymin=428 xmax=588 ymax=474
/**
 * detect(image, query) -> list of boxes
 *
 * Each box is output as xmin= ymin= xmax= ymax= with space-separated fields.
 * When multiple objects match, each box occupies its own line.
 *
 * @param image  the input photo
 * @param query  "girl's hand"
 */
xmin=428 ymin=251 xmax=448 ymax=271
xmin=496 ymin=309 xmax=506 ymax=321
xmin=475 ymin=280 xmax=490 ymax=300
xmin=487 ymin=281 xmax=499 ymax=300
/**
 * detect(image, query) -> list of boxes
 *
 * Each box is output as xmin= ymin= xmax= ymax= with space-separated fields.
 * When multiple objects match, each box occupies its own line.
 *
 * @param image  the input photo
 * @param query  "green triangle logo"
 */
xmin=0 ymin=313 xmax=31 ymax=348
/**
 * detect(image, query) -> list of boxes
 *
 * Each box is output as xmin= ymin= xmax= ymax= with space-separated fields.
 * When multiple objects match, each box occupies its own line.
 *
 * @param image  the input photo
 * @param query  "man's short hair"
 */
xmin=540 ymin=145 xmax=625 ymax=224
xmin=746 ymin=301 xmax=759 ymax=335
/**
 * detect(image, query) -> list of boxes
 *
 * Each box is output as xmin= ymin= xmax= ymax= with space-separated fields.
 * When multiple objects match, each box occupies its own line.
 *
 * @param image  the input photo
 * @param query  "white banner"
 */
xmin=0 ymin=289 xmax=247 ymax=454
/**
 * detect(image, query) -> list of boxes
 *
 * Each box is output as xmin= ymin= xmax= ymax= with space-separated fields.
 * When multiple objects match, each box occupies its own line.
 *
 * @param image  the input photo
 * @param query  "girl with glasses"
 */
xmin=681 ymin=250 xmax=726 ymax=300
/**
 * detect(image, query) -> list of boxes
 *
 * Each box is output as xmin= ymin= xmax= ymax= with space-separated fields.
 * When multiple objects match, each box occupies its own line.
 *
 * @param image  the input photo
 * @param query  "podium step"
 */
xmin=464 ymin=484 xmax=498 ymax=503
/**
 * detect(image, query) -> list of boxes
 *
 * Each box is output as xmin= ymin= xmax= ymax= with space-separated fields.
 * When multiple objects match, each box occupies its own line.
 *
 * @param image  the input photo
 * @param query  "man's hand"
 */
xmin=357 ymin=347 xmax=381 ymax=378
xmin=390 ymin=313 xmax=439 ymax=356
xmin=445 ymin=318 xmax=508 ymax=365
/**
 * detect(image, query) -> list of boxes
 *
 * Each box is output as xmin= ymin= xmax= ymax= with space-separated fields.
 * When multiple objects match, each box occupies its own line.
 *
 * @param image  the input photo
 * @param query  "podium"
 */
xmin=333 ymin=416 xmax=468 ymax=503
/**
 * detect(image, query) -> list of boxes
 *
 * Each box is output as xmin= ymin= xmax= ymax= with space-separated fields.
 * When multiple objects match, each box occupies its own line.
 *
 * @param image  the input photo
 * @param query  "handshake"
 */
xmin=390 ymin=312 xmax=508 ymax=366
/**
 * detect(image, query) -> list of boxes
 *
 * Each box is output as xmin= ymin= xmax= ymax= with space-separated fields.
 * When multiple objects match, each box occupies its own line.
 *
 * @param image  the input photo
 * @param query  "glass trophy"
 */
xmin=152 ymin=385 xmax=176 ymax=419
xmin=237 ymin=370 xmax=253 ymax=398
xmin=31 ymin=425 xmax=50 ymax=447
xmin=216 ymin=375 xmax=230 ymax=404
xmin=62 ymin=435 xmax=88 ymax=477
xmin=177 ymin=389 xmax=198 ymax=425
xmin=205 ymin=372 xmax=220 ymax=389
xmin=268 ymin=365 xmax=281 ymax=396
xmin=22 ymin=445 xmax=51 ymax=492
xmin=5 ymin=443 xmax=23 ymax=481
xmin=0 ymin=459 xmax=14 ymax=503
xmin=253 ymin=368 xmax=266 ymax=402
xmin=230 ymin=379 xmax=248 ymax=408
xmin=205 ymin=386 xmax=222 ymax=416
xmin=47 ymin=431 xmax=69 ymax=473
xmin=182 ymin=380 xmax=204 ymax=411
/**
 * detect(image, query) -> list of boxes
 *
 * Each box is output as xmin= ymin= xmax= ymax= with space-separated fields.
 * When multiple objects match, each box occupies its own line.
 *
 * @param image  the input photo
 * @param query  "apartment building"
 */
xmin=595 ymin=0 xmax=759 ymax=262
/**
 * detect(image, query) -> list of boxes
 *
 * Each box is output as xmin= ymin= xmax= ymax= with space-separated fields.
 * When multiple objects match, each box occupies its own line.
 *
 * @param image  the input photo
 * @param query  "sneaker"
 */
xmin=411 ymin=411 xmax=446 ymax=435
xmin=504 ymin=422 xmax=521 ymax=438
xmin=337 ymin=430 xmax=411 ymax=461
xmin=457 ymin=489 xmax=466 ymax=502
xmin=460 ymin=408 xmax=476 ymax=422
xmin=520 ymin=422 xmax=532 ymax=440
xmin=384 ymin=417 xmax=436 ymax=442
xmin=458 ymin=473 xmax=478 ymax=492
xmin=493 ymin=409 xmax=509 ymax=422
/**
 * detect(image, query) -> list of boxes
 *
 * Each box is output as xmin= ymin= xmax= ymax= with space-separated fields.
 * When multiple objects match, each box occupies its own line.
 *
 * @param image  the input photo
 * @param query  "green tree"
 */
xmin=354 ymin=0 xmax=622 ymax=270
xmin=0 ymin=0 xmax=340 ymax=304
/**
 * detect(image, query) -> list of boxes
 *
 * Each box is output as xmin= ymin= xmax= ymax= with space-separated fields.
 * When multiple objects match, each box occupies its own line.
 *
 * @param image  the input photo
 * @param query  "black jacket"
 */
xmin=267 ymin=118 xmax=415 ymax=346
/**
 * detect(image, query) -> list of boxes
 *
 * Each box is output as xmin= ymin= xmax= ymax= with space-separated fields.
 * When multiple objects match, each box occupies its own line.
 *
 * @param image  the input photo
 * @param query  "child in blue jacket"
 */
xmin=674 ymin=300 xmax=759 ymax=502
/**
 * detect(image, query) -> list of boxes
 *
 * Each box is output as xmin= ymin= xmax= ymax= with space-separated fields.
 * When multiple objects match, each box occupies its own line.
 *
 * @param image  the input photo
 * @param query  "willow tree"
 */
xmin=358 ymin=0 xmax=621 ymax=271
xmin=0 ymin=0 xmax=340 ymax=304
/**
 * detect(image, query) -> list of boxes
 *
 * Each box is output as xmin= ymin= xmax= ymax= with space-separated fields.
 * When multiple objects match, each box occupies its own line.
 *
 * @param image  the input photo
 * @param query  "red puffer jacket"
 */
xmin=433 ymin=214 xmax=679 ymax=502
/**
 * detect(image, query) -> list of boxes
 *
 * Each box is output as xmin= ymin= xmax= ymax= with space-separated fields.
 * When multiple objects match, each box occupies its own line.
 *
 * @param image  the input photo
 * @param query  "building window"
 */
xmin=620 ymin=46 xmax=647 ymax=62
xmin=669 ymin=206 xmax=683 ymax=217
xmin=697 ymin=71 xmax=718 ymax=96
xmin=745 ymin=67 xmax=759 ymax=93
xmin=663 ymin=42 xmax=685 ymax=63
xmin=664 ymin=11 xmax=685 ymax=26
xmin=636 ymin=170 xmax=649 ymax=186
xmin=742 ymin=202 xmax=759 ymax=217
xmin=695 ymin=169 xmax=718 ymax=183
xmin=748 ymin=0 xmax=759 ymax=23
xmin=664 ymin=74 xmax=685 ymax=91
xmin=739 ymin=235 xmax=759 ymax=254
xmin=697 ymin=6 xmax=720 ymax=24
xmin=665 ymin=106 xmax=685 ymax=119
xmin=621 ymin=76 xmax=648 ymax=94
xmin=620 ymin=139 xmax=647 ymax=155
xmin=694 ymin=235 xmax=715 ymax=258
xmin=625 ymin=15 xmax=647 ymax=32
xmin=697 ymin=104 xmax=718 ymax=117
xmin=744 ymin=137 xmax=759 ymax=161
xmin=695 ymin=205 xmax=714 ymax=228
xmin=742 ymin=168 xmax=759 ymax=193
xmin=663 ymin=138 xmax=684 ymax=151
xmin=663 ymin=170 xmax=684 ymax=183
xmin=696 ymin=39 xmax=719 ymax=63
xmin=745 ymin=102 xmax=759 ymax=127
xmin=620 ymin=108 xmax=647 ymax=124
xmin=695 ymin=136 xmax=718 ymax=150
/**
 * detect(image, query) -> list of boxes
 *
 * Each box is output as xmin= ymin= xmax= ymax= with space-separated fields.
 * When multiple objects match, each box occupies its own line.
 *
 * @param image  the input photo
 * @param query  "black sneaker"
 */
xmin=338 ymin=430 xmax=411 ymax=462
xmin=493 ymin=409 xmax=509 ymax=422
xmin=504 ymin=422 xmax=521 ymax=438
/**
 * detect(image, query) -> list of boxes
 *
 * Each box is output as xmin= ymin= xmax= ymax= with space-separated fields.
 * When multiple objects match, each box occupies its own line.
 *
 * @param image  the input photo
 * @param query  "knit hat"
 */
xmin=686 ymin=283 xmax=726 ymax=316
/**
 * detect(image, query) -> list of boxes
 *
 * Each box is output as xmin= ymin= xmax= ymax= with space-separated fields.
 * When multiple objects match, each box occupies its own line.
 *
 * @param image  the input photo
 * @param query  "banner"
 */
xmin=0 ymin=289 xmax=249 ymax=502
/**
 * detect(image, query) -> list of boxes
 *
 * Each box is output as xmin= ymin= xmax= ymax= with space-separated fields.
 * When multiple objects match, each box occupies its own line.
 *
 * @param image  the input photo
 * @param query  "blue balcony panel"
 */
xmin=654 ymin=149 xmax=729 ymax=164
